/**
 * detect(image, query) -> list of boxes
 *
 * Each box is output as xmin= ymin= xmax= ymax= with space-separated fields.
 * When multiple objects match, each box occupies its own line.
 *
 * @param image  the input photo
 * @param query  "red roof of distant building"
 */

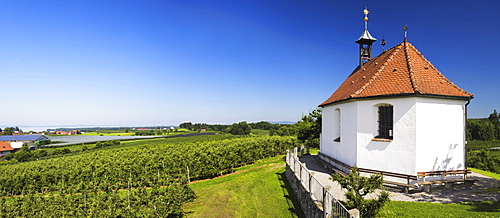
xmin=0 ymin=142 xmax=13 ymax=152
xmin=319 ymin=40 xmax=473 ymax=106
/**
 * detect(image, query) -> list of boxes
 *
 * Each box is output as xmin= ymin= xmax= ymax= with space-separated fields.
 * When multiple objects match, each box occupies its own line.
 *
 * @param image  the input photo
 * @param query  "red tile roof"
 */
xmin=319 ymin=40 xmax=473 ymax=106
xmin=0 ymin=142 xmax=13 ymax=152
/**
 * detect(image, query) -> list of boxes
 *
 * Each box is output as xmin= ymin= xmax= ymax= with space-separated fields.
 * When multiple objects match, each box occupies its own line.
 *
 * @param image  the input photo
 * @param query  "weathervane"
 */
xmin=381 ymin=35 xmax=386 ymax=52
xmin=403 ymin=25 xmax=408 ymax=39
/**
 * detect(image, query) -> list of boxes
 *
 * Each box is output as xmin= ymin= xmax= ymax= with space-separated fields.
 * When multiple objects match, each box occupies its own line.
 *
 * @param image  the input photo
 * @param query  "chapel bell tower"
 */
xmin=355 ymin=8 xmax=377 ymax=67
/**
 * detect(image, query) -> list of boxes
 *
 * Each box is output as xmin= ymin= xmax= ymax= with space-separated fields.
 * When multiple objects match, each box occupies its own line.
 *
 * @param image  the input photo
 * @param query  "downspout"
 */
xmin=464 ymin=99 xmax=471 ymax=175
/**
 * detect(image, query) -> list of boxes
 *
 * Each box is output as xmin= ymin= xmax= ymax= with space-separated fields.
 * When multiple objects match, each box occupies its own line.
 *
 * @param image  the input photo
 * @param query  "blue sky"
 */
xmin=1 ymin=1 xmax=498 ymax=130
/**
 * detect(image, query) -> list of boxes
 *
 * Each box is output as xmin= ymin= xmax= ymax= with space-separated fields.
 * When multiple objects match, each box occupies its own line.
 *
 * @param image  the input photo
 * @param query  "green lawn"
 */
xmin=183 ymin=155 xmax=303 ymax=218
xmin=377 ymin=201 xmax=500 ymax=217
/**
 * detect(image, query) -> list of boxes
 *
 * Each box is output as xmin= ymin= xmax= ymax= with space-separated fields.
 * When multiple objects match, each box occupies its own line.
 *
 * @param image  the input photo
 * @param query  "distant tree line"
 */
xmin=179 ymin=122 xmax=229 ymax=132
xmin=0 ymin=127 xmax=22 ymax=135
xmin=221 ymin=121 xmax=252 ymax=135
xmin=48 ymin=126 xmax=175 ymax=132
xmin=466 ymin=110 xmax=500 ymax=173
xmin=178 ymin=121 xmax=291 ymax=133
xmin=134 ymin=130 xmax=169 ymax=136
xmin=270 ymin=108 xmax=322 ymax=149
xmin=467 ymin=110 xmax=500 ymax=141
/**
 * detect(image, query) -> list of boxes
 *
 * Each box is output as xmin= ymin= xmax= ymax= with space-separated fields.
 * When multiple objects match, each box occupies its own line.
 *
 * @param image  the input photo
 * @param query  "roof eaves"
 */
xmin=320 ymin=92 xmax=473 ymax=107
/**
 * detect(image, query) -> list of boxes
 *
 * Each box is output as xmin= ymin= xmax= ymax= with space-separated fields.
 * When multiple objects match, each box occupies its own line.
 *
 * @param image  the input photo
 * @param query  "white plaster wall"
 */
xmin=321 ymin=96 xmax=466 ymax=176
xmin=356 ymin=98 xmax=417 ymax=175
xmin=321 ymin=101 xmax=358 ymax=166
xmin=10 ymin=142 xmax=24 ymax=149
xmin=415 ymin=98 xmax=465 ymax=172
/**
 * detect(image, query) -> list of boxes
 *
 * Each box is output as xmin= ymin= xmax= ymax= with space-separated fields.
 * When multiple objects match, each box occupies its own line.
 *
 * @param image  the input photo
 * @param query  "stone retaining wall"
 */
xmin=285 ymin=165 xmax=324 ymax=218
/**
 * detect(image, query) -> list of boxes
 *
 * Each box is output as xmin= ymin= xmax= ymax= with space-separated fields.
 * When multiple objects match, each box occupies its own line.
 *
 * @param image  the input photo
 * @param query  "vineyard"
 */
xmin=0 ymin=135 xmax=300 ymax=217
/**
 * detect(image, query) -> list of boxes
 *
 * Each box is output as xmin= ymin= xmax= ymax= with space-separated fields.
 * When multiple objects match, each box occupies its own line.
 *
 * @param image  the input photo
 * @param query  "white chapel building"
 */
xmin=319 ymin=10 xmax=473 ymax=177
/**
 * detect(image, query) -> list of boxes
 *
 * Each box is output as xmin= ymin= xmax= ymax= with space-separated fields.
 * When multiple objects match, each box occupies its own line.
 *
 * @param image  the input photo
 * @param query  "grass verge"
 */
xmin=470 ymin=168 xmax=500 ymax=180
xmin=377 ymin=201 xmax=500 ymax=217
xmin=183 ymin=155 xmax=303 ymax=218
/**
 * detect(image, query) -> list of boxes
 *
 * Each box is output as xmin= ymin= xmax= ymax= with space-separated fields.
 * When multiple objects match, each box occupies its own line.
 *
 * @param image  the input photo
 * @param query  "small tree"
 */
xmin=2 ymin=127 xmax=13 ymax=135
xmin=489 ymin=109 xmax=500 ymax=126
xmin=224 ymin=121 xmax=252 ymax=135
xmin=13 ymin=143 xmax=35 ymax=162
xmin=296 ymin=108 xmax=322 ymax=152
xmin=330 ymin=167 xmax=390 ymax=218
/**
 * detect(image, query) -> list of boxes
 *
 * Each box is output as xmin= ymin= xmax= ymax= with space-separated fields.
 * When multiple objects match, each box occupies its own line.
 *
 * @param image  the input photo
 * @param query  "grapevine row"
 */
xmin=0 ymin=136 xmax=299 ymax=197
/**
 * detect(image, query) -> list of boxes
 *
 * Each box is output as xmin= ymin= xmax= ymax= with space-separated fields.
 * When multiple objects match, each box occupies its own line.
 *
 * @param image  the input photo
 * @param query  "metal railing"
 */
xmin=286 ymin=149 xmax=354 ymax=218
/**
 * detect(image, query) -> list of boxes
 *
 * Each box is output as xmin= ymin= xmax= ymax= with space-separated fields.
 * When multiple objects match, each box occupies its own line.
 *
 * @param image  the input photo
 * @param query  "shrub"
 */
xmin=468 ymin=149 xmax=500 ymax=173
xmin=330 ymin=167 xmax=390 ymax=218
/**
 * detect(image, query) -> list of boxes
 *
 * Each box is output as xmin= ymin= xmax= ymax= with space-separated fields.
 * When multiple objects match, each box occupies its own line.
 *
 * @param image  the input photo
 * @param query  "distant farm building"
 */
xmin=0 ymin=142 xmax=14 ymax=157
xmin=54 ymin=130 xmax=81 ymax=135
xmin=0 ymin=135 xmax=51 ymax=149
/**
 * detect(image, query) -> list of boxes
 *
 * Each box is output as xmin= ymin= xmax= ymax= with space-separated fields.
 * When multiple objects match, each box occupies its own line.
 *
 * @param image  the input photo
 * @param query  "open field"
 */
xmin=184 ymin=155 xmax=303 ymax=218
xmin=81 ymin=132 xmax=135 ymax=136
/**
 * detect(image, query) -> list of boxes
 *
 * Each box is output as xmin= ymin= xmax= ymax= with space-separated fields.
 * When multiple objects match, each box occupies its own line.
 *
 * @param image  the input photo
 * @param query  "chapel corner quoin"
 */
xmin=318 ymin=8 xmax=473 ymax=186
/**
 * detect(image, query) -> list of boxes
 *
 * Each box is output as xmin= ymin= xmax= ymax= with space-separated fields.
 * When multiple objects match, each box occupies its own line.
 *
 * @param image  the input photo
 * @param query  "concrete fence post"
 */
xmin=299 ymin=163 xmax=303 ymax=183
xmin=286 ymin=150 xmax=289 ymax=165
xmin=348 ymin=209 xmax=360 ymax=218
xmin=323 ymin=189 xmax=330 ymax=218
xmin=307 ymin=173 xmax=314 ymax=193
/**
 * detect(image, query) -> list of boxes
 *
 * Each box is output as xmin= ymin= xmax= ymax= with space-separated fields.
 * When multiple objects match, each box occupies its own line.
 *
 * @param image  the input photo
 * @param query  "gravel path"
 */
xmin=299 ymin=154 xmax=500 ymax=203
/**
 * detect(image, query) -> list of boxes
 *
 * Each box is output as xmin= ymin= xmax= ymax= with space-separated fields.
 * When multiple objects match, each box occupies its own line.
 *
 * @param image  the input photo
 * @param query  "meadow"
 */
xmin=79 ymin=128 xmax=193 ymax=136
xmin=184 ymin=155 xmax=303 ymax=217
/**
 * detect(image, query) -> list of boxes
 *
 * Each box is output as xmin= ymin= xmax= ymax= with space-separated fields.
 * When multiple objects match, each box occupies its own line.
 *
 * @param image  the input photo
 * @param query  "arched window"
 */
xmin=376 ymin=105 xmax=393 ymax=139
xmin=334 ymin=108 xmax=341 ymax=142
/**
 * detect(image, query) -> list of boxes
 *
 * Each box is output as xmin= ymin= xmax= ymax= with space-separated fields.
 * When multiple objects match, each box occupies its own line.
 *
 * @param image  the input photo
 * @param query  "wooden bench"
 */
xmin=317 ymin=153 xmax=350 ymax=176
xmin=315 ymin=156 xmax=348 ymax=177
xmin=357 ymin=168 xmax=418 ymax=193
xmin=317 ymin=153 xmax=418 ymax=193
xmin=417 ymin=169 xmax=476 ymax=193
